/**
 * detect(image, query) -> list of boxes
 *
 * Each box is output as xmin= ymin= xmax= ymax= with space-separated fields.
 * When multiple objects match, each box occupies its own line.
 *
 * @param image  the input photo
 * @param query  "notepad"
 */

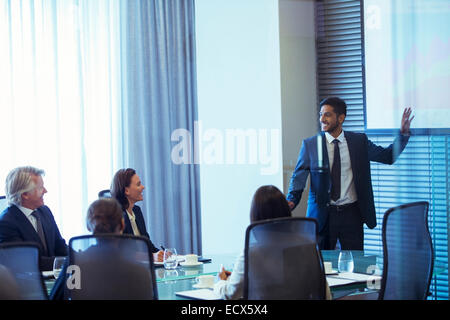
xmin=326 ymin=276 xmax=357 ymax=287
xmin=326 ymin=272 xmax=381 ymax=287
xmin=332 ymin=272 xmax=381 ymax=283
xmin=175 ymin=289 xmax=221 ymax=300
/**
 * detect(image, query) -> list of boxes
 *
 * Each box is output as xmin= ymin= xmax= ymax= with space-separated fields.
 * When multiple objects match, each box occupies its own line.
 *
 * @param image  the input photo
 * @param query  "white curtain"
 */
xmin=0 ymin=0 xmax=123 ymax=239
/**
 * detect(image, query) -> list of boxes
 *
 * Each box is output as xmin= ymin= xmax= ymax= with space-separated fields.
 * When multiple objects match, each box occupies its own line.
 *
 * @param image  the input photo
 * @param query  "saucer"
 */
xmin=325 ymin=269 xmax=339 ymax=275
xmin=193 ymin=283 xmax=214 ymax=289
xmin=180 ymin=262 xmax=203 ymax=267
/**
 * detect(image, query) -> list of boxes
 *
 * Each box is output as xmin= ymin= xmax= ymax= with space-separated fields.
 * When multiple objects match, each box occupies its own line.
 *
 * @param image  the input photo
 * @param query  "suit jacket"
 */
xmin=123 ymin=205 xmax=159 ymax=253
xmin=287 ymin=131 xmax=409 ymax=232
xmin=0 ymin=205 xmax=68 ymax=271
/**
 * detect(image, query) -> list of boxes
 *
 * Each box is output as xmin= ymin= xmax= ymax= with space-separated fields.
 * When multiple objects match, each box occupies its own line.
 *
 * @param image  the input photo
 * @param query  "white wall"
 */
xmin=195 ymin=0 xmax=284 ymax=255
xmin=279 ymin=0 xmax=317 ymax=217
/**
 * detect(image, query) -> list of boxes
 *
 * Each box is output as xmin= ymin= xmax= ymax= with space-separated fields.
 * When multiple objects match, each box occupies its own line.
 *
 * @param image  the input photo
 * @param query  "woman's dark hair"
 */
xmin=86 ymin=198 xmax=123 ymax=234
xmin=110 ymin=168 xmax=136 ymax=210
xmin=250 ymin=185 xmax=291 ymax=223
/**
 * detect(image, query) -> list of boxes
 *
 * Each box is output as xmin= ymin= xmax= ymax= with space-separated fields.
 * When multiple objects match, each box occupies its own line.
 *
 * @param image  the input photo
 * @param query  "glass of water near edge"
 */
xmin=163 ymin=248 xmax=178 ymax=270
xmin=53 ymin=256 xmax=66 ymax=278
xmin=338 ymin=250 xmax=354 ymax=273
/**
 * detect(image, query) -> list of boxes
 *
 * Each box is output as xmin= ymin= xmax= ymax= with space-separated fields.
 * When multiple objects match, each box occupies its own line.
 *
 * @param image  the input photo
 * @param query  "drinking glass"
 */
xmin=53 ymin=256 xmax=66 ymax=278
xmin=338 ymin=250 xmax=354 ymax=273
xmin=163 ymin=248 xmax=178 ymax=270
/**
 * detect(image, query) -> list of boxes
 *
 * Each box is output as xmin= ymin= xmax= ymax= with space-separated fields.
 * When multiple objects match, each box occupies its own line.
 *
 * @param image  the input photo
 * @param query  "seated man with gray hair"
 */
xmin=0 ymin=166 xmax=67 ymax=271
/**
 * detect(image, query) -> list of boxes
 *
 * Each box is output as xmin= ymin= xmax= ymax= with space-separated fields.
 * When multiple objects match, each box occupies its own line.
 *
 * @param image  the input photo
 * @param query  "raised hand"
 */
xmin=400 ymin=107 xmax=414 ymax=135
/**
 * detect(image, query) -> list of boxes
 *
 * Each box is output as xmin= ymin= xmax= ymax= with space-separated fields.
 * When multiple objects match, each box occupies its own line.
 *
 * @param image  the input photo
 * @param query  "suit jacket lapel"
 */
xmin=122 ymin=211 xmax=132 ymax=234
xmin=316 ymin=132 xmax=330 ymax=170
xmin=344 ymin=131 xmax=358 ymax=175
xmin=322 ymin=132 xmax=330 ymax=170
xmin=36 ymin=206 xmax=53 ymax=255
xmin=10 ymin=205 xmax=42 ymax=244
xmin=133 ymin=207 xmax=147 ymax=236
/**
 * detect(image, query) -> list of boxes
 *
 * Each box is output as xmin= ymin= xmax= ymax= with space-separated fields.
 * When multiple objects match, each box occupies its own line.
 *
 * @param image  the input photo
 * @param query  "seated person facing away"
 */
xmin=0 ymin=166 xmax=67 ymax=271
xmin=110 ymin=168 xmax=164 ymax=262
xmin=213 ymin=185 xmax=332 ymax=300
xmin=50 ymin=197 xmax=154 ymax=300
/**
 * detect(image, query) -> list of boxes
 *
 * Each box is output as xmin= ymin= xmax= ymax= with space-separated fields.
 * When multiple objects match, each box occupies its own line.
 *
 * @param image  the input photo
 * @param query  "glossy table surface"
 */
xmin=155 ymin=251 xmax=380 ymax=300
xmin=45 ymin=250 xmax=447 ymax=300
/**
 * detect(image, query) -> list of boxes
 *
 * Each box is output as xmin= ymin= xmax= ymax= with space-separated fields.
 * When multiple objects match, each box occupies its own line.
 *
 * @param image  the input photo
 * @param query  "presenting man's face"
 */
xmin=319 ymin=105 xmax=345 ymax=135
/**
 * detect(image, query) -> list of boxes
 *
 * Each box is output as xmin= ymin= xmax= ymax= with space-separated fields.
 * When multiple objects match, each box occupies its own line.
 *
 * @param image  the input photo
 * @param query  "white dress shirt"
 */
xmin=325 ymin=131 xmax=357 ymax=205
xmin=17 ymin=205 xmax=38 ymax=232
xmin=126 ymin=209 xmax=141 ymax=236
xmin=213 ymin=250 xmax=245 ymax=300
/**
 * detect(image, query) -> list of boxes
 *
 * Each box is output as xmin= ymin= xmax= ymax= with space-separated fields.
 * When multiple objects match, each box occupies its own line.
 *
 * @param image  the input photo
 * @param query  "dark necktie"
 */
xmin=31 ymin=210 xmax=48 ymax=256
xmin=330 ymin=139 xmax=341 ymax=201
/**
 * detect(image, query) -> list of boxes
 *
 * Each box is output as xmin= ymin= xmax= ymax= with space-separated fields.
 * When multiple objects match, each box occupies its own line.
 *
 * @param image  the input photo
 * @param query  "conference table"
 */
xmin=155 ymin=251 xmax=382 ymax=300
xmin=45 ymin=250 xmax=387 ymax=300
xmin=45 ymin=250 xmax=449 ymax=300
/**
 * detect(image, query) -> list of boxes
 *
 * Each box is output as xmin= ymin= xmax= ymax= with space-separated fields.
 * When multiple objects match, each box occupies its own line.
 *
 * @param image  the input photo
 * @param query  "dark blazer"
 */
xmin=287 ymin=131 xmax=409 ymax=232
xmin=123 ymin=205 xmax=159 ymax=253
xmin=0 ymin=205 xmax=68 ymax=271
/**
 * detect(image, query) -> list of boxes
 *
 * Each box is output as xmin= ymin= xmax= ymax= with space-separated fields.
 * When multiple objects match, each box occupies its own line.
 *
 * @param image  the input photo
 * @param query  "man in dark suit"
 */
xmin=287 ymin=97 xmax=414 ymax=250
xmin=0 ymin=166 xmax=67 ymax=270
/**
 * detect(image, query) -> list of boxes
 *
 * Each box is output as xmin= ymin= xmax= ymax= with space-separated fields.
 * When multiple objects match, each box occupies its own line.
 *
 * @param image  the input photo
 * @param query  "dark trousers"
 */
xmin=318 ymin=202 xmax=364 ymax=250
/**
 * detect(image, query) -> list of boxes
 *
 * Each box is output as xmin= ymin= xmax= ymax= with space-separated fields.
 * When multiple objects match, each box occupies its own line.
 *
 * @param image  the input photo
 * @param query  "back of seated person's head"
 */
xmin=250 ymin=185 xmax=291 ymax=223
xmin=86 ymin=198 xmax=124 ymax=234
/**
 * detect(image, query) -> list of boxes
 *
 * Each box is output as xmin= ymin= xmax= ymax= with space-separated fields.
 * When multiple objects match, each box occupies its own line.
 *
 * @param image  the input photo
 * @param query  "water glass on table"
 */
xmin=163 ymin=248 xmax=178 ymax=270
xmin=53 ymin=256 xmax=66 ymax=278
xmin=338 ymin=250 xmax=354 ymax=273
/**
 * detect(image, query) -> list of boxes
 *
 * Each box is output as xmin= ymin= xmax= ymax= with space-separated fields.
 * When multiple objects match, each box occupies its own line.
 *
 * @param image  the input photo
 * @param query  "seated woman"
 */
xmin=50 ymin=198 xmax=154 ymax=300
xmin=213 ymin=185 xmax=332 ymax=300
xmin=110 ymin=168 xmax=164 ymax=262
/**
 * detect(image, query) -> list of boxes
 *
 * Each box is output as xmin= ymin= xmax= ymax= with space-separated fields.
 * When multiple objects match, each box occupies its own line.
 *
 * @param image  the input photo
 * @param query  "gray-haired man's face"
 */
xmin=21 ymin=175 xmax=47 ymax=210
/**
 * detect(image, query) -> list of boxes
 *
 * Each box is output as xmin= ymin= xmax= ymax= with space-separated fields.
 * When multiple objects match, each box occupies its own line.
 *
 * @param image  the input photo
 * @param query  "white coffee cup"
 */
xmin=185 ymin=254 xmax=199 ymax=265
xmin=195 ymin=275 xmax=214 ymax=288
xmin=324 ymin=261 xmax=333 ymax=274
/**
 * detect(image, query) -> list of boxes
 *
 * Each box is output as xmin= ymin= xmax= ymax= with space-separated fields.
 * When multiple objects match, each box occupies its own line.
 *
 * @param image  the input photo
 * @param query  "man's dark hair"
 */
xmin=319 ymin=97 xmax=347 ymax=117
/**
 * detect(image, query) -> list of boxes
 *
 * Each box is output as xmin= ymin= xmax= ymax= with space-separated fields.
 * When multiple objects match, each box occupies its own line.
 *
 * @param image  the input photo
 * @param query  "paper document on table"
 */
xmin=333 ymin=272 xmax=381 ymax=283
xmin=175 ymin=289 xmax=221 ymax=300
xmin=326 ymin=276 xmax=357 ymax=287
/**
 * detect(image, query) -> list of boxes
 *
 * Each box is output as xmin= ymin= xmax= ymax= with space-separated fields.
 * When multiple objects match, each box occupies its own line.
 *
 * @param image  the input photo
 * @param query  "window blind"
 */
xmin=315 ymin=0 xmax=449 ymax=300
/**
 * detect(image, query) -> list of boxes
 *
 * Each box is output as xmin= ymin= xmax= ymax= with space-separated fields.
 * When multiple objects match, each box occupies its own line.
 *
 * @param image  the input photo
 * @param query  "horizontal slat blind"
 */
xmin=366 ymin=135 xmax=449 ymax=300
xmin=315 ymin=0 xmax=449 ymax=300
xmin=315 ymin=0 xmax=364 ymax=132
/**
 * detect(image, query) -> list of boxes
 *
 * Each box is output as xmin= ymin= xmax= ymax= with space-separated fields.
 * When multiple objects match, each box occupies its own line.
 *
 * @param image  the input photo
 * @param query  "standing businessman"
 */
xmin=0 ymin=166 xmax=67 ymax=270
xmin=287 ymin=97 xmax=414 ymax=250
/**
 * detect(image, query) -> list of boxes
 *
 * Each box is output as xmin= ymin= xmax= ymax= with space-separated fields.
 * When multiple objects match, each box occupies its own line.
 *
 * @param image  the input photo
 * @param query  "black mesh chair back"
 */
xmin=67 ymin=234 xmax=158 ymax=300
xmin=98 ymin=189 xmax=111 ymax=198
xmin=0 ymin=242 xmax=48 ymax=300
xmin=379 ymin=201 xmax=433 ymax=300
xmin=244 ymin=217 xmax=326 ymax=300
xmin=0 ymin=195 xmax=7 ymax=213
xmin=0 ymin=264 xmax=21 ymax=299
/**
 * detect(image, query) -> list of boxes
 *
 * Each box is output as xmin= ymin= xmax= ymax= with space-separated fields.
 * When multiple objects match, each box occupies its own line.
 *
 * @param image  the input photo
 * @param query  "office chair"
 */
xmin=0 ymin=242 xmax=48 ymax=300
xmin=243 ymin=217 xmax=326 ymax=299
xmin=0 ymin=264 xmax=21 ymax=299
xmin=378 ymin=201 xmax=433 ymax=300
xmin=98 ymin=189 xmax=111 ymax=198
xmin=0 ymin=195 xmax=8 ymax=212
xmin=66 ymin=234 xmax=158 ymax=300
